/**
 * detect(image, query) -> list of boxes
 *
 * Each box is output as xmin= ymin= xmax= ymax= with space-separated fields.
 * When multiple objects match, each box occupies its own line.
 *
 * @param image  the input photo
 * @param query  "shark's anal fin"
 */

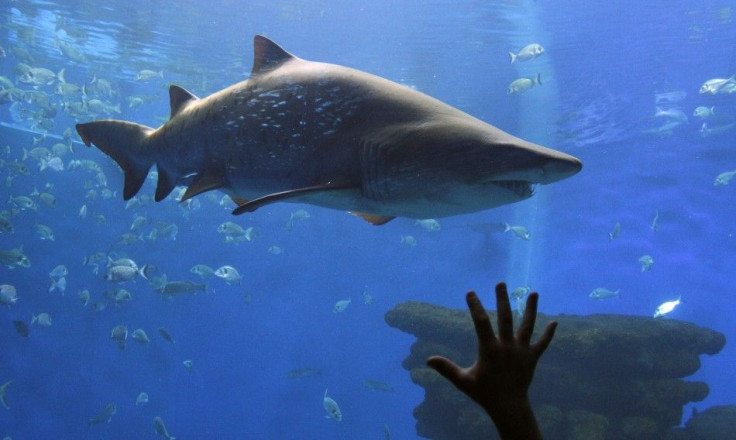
xmin=348 ymin=212 xmax=395 ymax=226
xmin=169 ymin=85 xmax=199 ymax=119
xmin=231 ymin=183 xmax=352 ymax=215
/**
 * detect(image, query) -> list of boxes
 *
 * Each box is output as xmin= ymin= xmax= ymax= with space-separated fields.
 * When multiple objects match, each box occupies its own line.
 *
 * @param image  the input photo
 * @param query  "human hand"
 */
xmin=426 ymin=282 xmax=557 ymax=439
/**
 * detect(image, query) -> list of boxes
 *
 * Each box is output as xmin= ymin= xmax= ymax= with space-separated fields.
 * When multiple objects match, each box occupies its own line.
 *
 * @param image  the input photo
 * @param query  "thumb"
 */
xmin=427 ymin=356 xmax=463 ymax=386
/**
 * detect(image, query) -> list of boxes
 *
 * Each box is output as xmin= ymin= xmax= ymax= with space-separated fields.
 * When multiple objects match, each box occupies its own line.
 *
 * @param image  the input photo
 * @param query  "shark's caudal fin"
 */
xmin=76 ymin=121 xmax=155 ymax=200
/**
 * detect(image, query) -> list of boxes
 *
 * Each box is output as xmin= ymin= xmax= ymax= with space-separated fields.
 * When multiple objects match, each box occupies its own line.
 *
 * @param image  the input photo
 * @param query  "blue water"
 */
xmin=2 ymin=1 xmax=736 ymax=439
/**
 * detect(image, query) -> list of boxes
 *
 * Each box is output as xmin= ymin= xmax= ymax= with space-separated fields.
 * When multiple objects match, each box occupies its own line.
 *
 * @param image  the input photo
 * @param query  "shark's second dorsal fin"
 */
xmin=252 ymin=35 xmax=296 ymax=76
xmin=169 ymin=85 xmax=198 ymax=119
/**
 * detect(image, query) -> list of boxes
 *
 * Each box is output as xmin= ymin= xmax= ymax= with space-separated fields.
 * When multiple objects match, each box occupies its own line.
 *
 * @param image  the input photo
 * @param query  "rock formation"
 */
xmin=386 ymin=301 xmax=727 ymax=440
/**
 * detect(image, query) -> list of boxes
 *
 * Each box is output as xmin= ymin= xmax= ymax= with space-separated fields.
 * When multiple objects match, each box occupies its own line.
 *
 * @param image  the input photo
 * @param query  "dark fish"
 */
xmin=13 ymin=320 xmax=29 ymax=337
xmin=158 ymin=327 xmax=175 ymax=344
xmin=284 ymin=367 xmax=322 ymax=379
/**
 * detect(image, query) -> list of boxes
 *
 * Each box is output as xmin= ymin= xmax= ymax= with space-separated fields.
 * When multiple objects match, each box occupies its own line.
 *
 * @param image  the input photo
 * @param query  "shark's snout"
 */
xmin=540 ymin=154 xmax=582 ymax=184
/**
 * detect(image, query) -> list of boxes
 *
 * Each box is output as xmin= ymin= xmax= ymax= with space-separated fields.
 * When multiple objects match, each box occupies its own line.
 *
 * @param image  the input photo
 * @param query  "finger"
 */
xmin=495 ymin=282 xmax=514 ymax=343
xmin=517 ymin=292 xmax=539 ymax=346
xmin=531 ymin=321 xmax=558 ymax=359
xmin=426 ymin=356 xmax=464 ymax=388
xmin=467 ymin=291 xmax=495 ymax=351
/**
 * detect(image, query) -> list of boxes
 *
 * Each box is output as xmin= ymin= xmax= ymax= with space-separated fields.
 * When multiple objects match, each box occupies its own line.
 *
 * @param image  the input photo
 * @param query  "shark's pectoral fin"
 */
xmin=348 ymin=212 xmax=395 ymax=225
xmin=231 ymin=182 xmax=353 ymax=215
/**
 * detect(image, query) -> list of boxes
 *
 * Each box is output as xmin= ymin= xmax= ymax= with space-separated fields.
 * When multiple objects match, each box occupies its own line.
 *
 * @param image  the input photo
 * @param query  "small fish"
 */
xmin=0 ymin=284 xmax=18 ymax=306
xmin=34 ymin=223 xmax=55 ymax=241
xmin=654 ymin=107 xmax=688 ymax=123
xmin=217 ymin=221 xmax=248 ymax=236
xmin=153 ymin=416 xmax=176 ymax=440
xmin=88 ymin=403 xmax=116 ymax=426
xmin=361 ymin=379 xmax=395 ymax=393
xmin=135 ymin=392 xmax=149 ymax=406
xmin=136 ymin=69 xmax=163 ymax=81
xmin=131 ymin=329 xmax=150 ymax=344
xmin=509 ymin=43 xmax=544 ymax=64
xmin=323 ymin=389 xmax=342 ymax=422
xmin=655 ymin=90 xmax=686 ymax=105
xmin=699 ymin=75 xmax=735 ymax=94
xmin=190 ymin=264 xmax=215 ymax=278
xmin=510 ymin=286 xmax=531 ymax=301
xmin=214 ymin=265 xmax=242 ymax=284
xmin=608 ymin=222 xmax=621 ymax=240
xmin=77 ymin=289 xmax=90 ymax=307
xmin=693 ymin=106 xmax=715 ymax=119
xmin=110 ymin=325 xmax=128 ymax=350
xmin=651 ymin=209 xmax=659 ymax=231
xmin=105 ymin=264 xmax=150 ymax=282
xmin=504 ymin=223 xmax=530 ymax=240
xmin=333 ymin=298 xmax=351 ymax=313
xmin=158 ymin=327 xmax=175 ymax=344
xmin=39 ymin=156 xmax=64 ymax=172
xmin=48 ymin=276 xmax=67 ymax=294
xmin=714 ymin=170 xmax=736 ymax=186
xmin=507 ymin=73 xmax=541 ymax=94
xmin=285 ymin=209 xmax=310 ymax=230
xmin=284 ymin=367 xmax=322 ymax=379
xmin=638 ymin=255 xmax=654 ymax=272
xmin=49 ymin=264 xmax=68 ymax=278
xmin=130 ymin=214 xmax=147 ymax=232
xmin=8 ymin=196 xmax=36 ymax=211
xmin=653 ymin=297 xmax=681 ymax=318
xmin=152 ymin=274 xmax=206 ymax=297
xmin=414 ymin=219 xmax=440 ymax=232
xmin=0 ymin=246 xmax=31 ymax=268
xmin=268 ymin=245 xmax=283 ymax=255
xmin=13 ymin=320 xmax=29 ymax=337
xmin=31 ymin=313 xmax=52 ymax=326
xmin=182 ymin=360 xmax=195 ymax=372
xmin=1 ymin=380 xmax=15 ymax=409
xmin=589 ymin=288 xmax=620 ymax=300
xmin=400 ymin=235 xmax=417 ymax=247
xmin=0 ymin=215 xmax=13 ymax=234
xmin=361 ymin=289 xmax=374 ymax=305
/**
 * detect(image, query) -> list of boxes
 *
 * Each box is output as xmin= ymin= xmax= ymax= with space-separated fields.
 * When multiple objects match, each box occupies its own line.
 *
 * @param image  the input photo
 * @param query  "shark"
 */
xmin=76 ymin=35 xmax=582 ymax=225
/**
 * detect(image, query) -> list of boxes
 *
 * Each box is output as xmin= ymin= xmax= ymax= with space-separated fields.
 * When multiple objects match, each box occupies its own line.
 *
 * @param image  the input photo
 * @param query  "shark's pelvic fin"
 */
xmin=181 ymin=171 xmax=227 ymax=202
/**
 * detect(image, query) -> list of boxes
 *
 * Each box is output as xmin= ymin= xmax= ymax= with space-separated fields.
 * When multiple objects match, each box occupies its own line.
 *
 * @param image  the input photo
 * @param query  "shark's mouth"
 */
xmin=492 ymin=180 xmax=535 ymax=198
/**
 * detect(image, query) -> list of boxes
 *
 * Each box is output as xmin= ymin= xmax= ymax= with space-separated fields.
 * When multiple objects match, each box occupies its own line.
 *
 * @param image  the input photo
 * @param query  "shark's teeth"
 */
xmin=493 ymin=180 xmax=534 ymax=198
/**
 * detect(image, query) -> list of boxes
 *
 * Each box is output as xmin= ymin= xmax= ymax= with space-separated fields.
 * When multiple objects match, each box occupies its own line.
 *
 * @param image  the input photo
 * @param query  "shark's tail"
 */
xmin=76 ymin=121 xmax=155 ymax=200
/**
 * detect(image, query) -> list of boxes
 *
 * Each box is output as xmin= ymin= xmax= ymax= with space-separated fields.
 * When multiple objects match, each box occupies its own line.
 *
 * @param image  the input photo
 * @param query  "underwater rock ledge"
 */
xmin=386 ymin=301 xmax=727 ymax=440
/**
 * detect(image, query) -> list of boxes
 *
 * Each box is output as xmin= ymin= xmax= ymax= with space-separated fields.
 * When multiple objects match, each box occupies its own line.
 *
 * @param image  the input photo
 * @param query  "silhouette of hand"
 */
xmin=426 ymin=282 xmax=557 ymax=440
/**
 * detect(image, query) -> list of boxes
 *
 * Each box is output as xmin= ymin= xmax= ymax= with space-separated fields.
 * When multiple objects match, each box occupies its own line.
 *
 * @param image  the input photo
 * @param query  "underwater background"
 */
xmin=1 ymin=0 xmax=736 ymax=439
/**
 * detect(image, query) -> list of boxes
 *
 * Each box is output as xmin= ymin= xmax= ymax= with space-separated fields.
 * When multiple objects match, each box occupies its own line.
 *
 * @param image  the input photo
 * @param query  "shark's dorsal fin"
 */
xmin=231 ymin=182 xmax=352 ymax=215
xmin=252 ymin=35 xmax=296 ymax=76
xmin=169 ymin=85 xmax=198 ymax=119
xmin=181 ymin=171 xmax=226 ymax=201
